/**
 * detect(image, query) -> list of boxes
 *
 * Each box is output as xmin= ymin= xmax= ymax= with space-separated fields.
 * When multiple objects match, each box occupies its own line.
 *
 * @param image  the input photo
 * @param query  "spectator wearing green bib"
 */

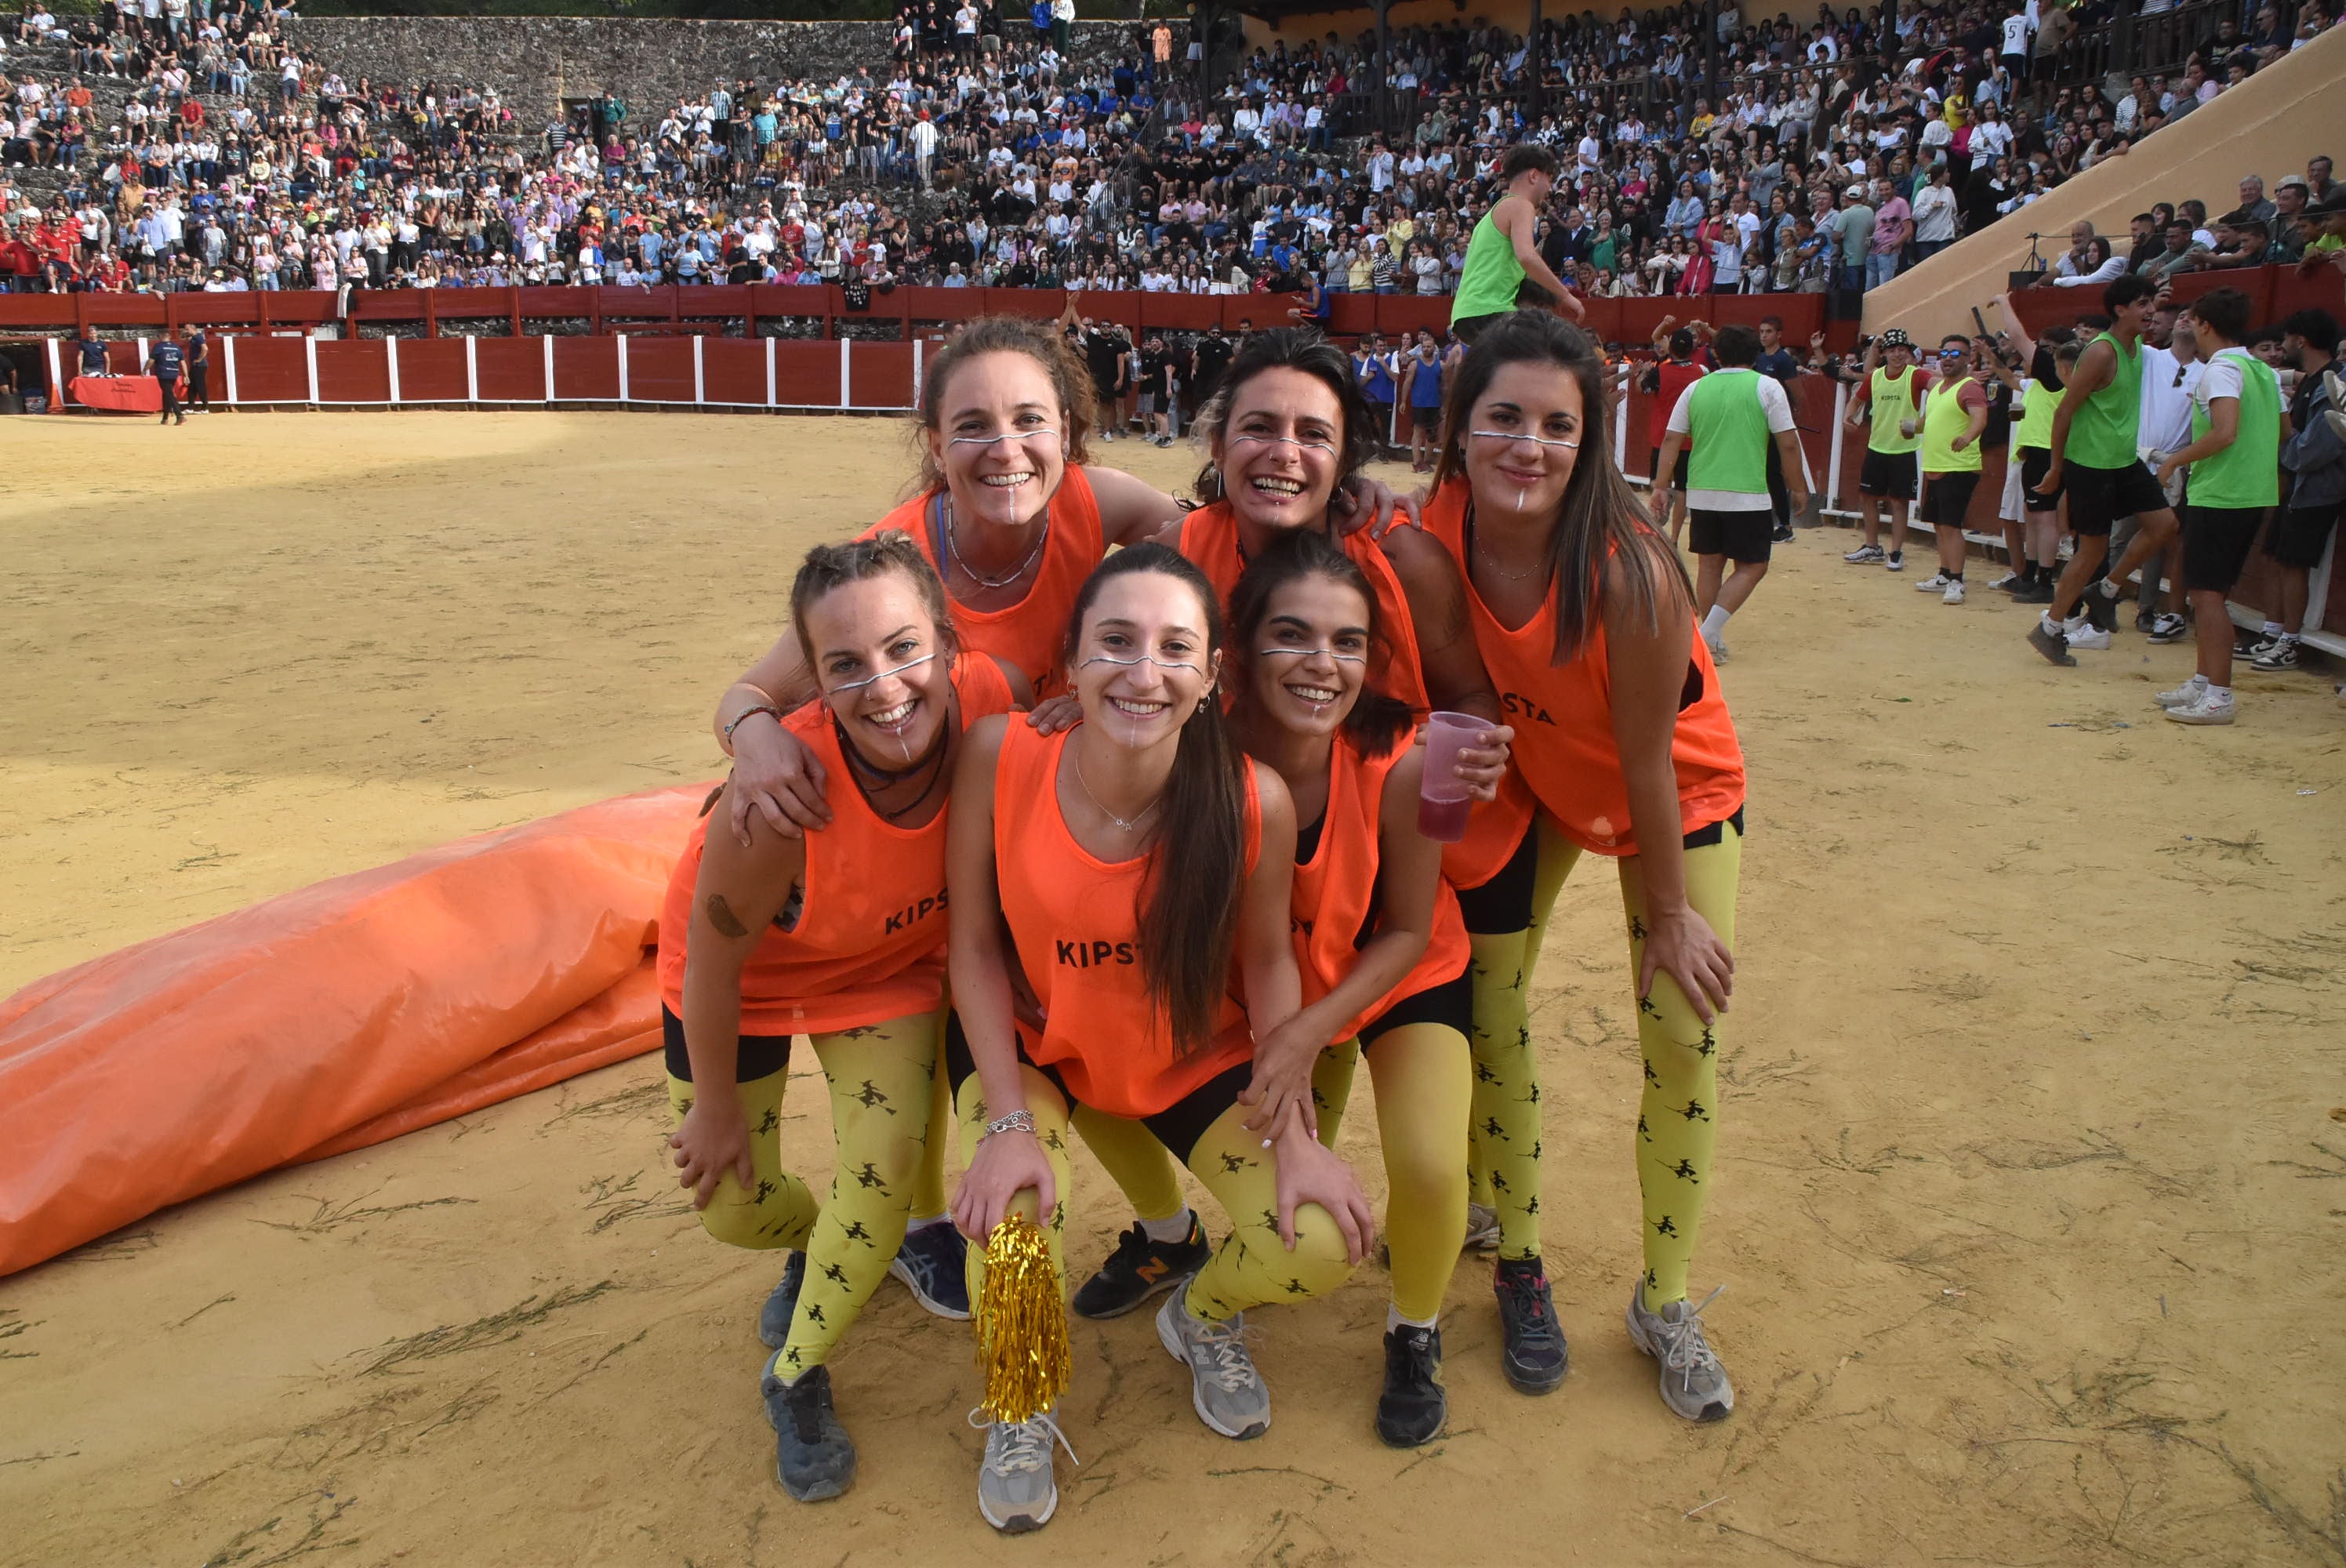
xmin=1651 ymin=325 xmax=1807 ymax=664
xmin=2151 ymin=289 xmax=2286 ymax=726
xmin=1448 ymin=145 xmax=1584 ymax=343
xmin=2030 ymin=275 xmax=2181 ymax=668
xmin=1840 ymin=329 xmax=1924 ymax=570
xmin=1911 ymin=337 xmax=1990 ymax=606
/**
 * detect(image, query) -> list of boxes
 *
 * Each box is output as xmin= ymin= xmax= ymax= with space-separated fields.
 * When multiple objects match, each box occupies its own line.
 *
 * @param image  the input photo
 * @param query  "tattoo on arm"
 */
xmin=704 ymin=894 xmax=750 ymax=940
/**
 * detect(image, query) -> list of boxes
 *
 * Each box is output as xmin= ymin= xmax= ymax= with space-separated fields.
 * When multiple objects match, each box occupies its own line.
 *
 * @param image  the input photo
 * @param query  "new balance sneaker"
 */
xmin=971 ymin=1406 xmax=1074 ymax=1534
xmin=2146 ymin=612 xmax=2190 ymax=644
xmin=758 ymin=1250 xmax=808 ymax=1349
xmin=2156 ymin=673 xmax=2210 ymax=709
xmin=1462 ymin=1200 xmax=1501 ymax=1253
xmin=1913 ymin=570 xmax=1952 ymax=592
xmin=1157 ymin=1292 xmax=1272 ymax=1439
xmin=1624 ymin=1282 xmax=1735 ymax=1423
xmin=1843 ymin=543 xmax=1885 ymax=564
xmin=2027 ymin=617 xmax=2077 ymax=666
xmin=1884 ymin=550 xmax=1905 ymax=572
xmin=1072 ymin=1214 xmax=1211 ymax=1319
xmin=890 ymin=1218 xmax=971 ymax=1320
xmin=2065 ymin=621 xmax=2113 ymax=651
xmin=2166 ymin=690 xmax=2237 ymax=725
xmin=1375 ymin=1324 xmax=1447 ymax=1448
xmin=1942 ymin=579 xmax=1966 ymax=605
xmin=1493 ymin=1257 xmax=1568 ymax=1394
xmin=761 ymin=1359 xmax=856 ymax=1501
xmin=2251 ymin=638 xmax=2301 ymax=672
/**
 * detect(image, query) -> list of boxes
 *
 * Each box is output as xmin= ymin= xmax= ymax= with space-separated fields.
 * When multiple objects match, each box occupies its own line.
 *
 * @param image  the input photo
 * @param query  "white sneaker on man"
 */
xmin=1843 ymin=543 xmax=1884 ymax=564
xmin=2156 ymin=673 xmax=2210 ymax=708
xmin=1913 ymin=570 xmax=1951 ymax=592
xmin=2165 ymin=690 xmax=2237 ymax=725
xmin=1941 ymin=579 xmax=1965 ymax=604
xmin=2065 ymin=621 xmax=2113 ymax=651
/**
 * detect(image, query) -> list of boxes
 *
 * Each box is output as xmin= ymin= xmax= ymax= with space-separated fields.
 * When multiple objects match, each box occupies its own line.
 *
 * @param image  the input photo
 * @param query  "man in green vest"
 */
xmin=2149 ymin=287 xmax=2284 ymax=724
xmin=1448 ymin=145 xmax=1585 ymax=344
xmin=1840 ymin=328 xmax=1923 ymax=570
xmin=1912 ymin=336 xmax=1991 ymax=604
xmin=2028 ymin=274 xmax=2180 ymax=666
xmin=1653 ymin=323 xmax=1808 ymax=662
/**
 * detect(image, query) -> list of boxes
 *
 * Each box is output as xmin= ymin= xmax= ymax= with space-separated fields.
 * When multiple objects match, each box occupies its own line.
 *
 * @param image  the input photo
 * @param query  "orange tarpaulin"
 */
xmin=0 ymin=785 xmax=709 ymax=1277
xmin=69 ymin=374 xmax=169 ymax=413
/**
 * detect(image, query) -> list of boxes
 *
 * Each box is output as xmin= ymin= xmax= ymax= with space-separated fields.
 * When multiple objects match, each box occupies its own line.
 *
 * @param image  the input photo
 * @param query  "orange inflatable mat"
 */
xmin=0 ymin=784 xmax=709 ymax=1278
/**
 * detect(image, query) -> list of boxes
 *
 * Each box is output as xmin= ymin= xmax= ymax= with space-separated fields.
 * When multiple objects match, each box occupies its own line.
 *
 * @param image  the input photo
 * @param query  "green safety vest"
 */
xmin=1450 ymin=203 xmax=1524 ymax=323
xmin=1685 ymin=369 xmax=1772 ymax=495
xmin=2013 ymin=376 xmax=2059 ymax=452
xmin=1921 ymin=374 xmax=1983 ymax=474
xmin=1867 ymin=365 xmax=1922 ymax=453
xmin=2065 ymin=330 xmax=2141 ymax=470
xmin=2185 ymin=347 xmax=2282 ymax=509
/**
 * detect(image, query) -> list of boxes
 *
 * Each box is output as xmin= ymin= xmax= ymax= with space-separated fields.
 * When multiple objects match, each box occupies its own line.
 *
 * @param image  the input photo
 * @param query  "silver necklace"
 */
xmin=945 ymin=495 xmax=1051 ymax=590
xmin=1468 ymin=503 xmax=1548 ymax=582
xmin=1070 ymin=750 xmax=1160 ymax=833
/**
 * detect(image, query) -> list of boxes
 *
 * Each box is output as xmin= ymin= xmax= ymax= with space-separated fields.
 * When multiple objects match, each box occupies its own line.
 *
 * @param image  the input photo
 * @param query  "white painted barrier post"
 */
xmin=45 ymin=338 xmax=63 ymax=409
xmin=765 ymin=336 xmax=777 ymax=408
xmin=692 ymin=335 xmax=706 ymax=406
xmin=465 ymin=336 xmax=479 ymax=404
xmin=838 ymin=338 xmax=852 ymax=409
xmin=304 ymin=334 xmax=320 ymax=405
xmin=385 ymin=336 xmax=401 ymax=405
xmin=616 ymin=334 xmax=631 ymax=403
xmin=543 ymin=334 xmax=556 ymax=402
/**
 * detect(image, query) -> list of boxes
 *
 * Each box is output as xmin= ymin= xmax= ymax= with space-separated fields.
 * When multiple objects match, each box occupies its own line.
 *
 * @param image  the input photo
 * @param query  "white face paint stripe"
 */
xmin=948 ymin=428 xmax=1064 ymax=447
xmin=1228 ymin=433 xmax=1340 ymax=455
xmin=1256 ymin=646 xmax=1367 ymax=662
xmin=825 ymin=651 xmax=939 ymax=693
xmin=1079 ymin=652 xmax=1204 ymax=673
xmin=1467 ymin=429 xmax=1582 ymax=450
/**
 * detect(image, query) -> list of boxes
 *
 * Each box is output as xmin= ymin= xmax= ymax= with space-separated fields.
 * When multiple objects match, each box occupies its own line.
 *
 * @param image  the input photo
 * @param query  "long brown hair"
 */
xmin=1061 ymin=543 xmax=1245 ymax=1056
xmin=1429 ymin=310 xmax=1687 ymax=664
xmin=1226 ymin=528 xmax=1414 ymax=759
xmin=913 ymin=314 xmax=1096 ymax=494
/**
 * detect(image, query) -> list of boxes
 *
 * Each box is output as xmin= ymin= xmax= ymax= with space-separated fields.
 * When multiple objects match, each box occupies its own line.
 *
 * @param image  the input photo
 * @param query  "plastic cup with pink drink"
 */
xmin=1417 ymin=711 xmax=1482 ymax=842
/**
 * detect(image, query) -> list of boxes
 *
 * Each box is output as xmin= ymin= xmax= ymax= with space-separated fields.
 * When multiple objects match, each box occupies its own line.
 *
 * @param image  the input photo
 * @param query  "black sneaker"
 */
xmin=758 ymin=1250 xmax=808 ymax=1349
xmin=1770 ymin=521 xmax=1795 ymax=543
xmin=2134 ymin=607 xmax=2159 ymax=635
xmin=2010 ymin=579 xmax=2055 ymax=605
xmin=1493 ymin=1258 xmax=1568 ymax=1394
xmin=1375 ymin=1324 xmax=1447 ymax=1447
xmin=890 ymin=1219 xmax=972 ymax=1319
xmin=2027 ymin=619 xmax=2077 ymax=666
xmin=1071 ymin=1214 xmax=1211 ymax=1319
xmin=761 ymin=1359 xmax=856 ymax=1501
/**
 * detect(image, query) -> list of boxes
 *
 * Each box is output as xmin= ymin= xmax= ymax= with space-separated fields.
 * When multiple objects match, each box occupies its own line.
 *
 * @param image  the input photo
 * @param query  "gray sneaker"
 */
xmin=971 ymin=1407 xmax=1074 ymax=1534
xmin=757 ymin=1250 xmax=807 ymax=1348
xmin=1156 ymin=1291 xmax=1272 ymax=1439
xmin=1463 ymin=1200 xmax=1501 ymax=1253
xmin=1624 ymin=1282 xmax=1735 ymax=1423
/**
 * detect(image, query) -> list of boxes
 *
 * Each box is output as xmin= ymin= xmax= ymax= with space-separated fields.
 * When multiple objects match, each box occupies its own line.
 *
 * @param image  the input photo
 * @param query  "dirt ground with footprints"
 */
xmin=3 ymin=410 xmax=2343 ymax=1567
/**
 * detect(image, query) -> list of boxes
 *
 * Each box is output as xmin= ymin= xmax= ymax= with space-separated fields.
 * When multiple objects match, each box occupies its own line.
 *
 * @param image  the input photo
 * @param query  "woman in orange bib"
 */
xmin=1422 ymin=310 xmax=1746 ymax=1425
xmin=945 ymin=544 xmax=1375 ymax=1534
xmin=1230 ymin=529 xmax=1476 ymax=1449
xmin=657 ymin=534 xmax=1026 ymax=1504
xmin=711 ymin=317 xmax=1411 ymax=844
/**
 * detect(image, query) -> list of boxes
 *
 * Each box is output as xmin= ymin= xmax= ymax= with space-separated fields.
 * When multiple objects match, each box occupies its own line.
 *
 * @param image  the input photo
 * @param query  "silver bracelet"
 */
xmin=982 ymin=1109 xmax=1037 ymax=1138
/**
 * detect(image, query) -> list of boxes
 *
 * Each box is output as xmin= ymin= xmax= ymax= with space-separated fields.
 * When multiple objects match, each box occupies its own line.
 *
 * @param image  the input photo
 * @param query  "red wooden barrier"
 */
xmin=773 ymin=341 xmax=841 ymax=407
xmin=848 ymin=343 xmax=916 ymax=408
xmin=475 ymin=337 xmax=548 ymax=401
xmin=314 ymin=339 xmax=390 ymax=404
xmin=232 ymin=336 xmax=310 ymax=402
xmin=702 ymin=339 xmax=768 ymax=407
xmin=398 ymin=339 xmax=470 ymax=402
xmin=626 ymin=336 xmax=697 ymax=403
xmin=554 ymin=336 xmax=621 ymax=401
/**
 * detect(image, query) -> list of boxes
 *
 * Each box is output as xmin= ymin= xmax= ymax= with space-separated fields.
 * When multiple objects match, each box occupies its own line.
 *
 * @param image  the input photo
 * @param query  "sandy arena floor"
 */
xmin=3 ymin=411 xmax=2344 ymax=1568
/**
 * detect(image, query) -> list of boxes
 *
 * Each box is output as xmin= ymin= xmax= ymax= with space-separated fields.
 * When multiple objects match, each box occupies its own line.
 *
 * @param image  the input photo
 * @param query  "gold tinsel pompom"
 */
xmin=975 ymin=1215 xmax=1070 ymax=1424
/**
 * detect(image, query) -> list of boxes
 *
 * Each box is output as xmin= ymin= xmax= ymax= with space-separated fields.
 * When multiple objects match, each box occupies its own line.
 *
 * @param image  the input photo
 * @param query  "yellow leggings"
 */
xmin=665 ymin=1010 xmax=953 ymax=1377
xmin=1463 ymin=817 xmax=1575 ymax=1261
xmin=1309 ymin=1024 xmax=1473 ymax=1321
xmin=957 ymin=1068 xmax=1356 ymax=1324
xmin=1515 ymin=822 xmax=1743 ymax=1308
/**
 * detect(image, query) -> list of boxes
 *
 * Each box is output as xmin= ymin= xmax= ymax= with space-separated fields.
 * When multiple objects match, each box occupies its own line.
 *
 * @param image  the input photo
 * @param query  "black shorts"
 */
xmin=1667 ymin=447 xmax=1691 ymax=492
xmin=1921 ymin=470 xmax=1979 ymax=528
xmin=1688 ymin=507 xmax=1774 ymax=562
xmin=1859 ymin=447 xmax=1919 ymax=499
xmin=2182 ymin=504 xmax=2266 ymax=593
xmin=1411 ymin=404 xmax=1444 ymax=434
xmin=2064 ymin=459 xmax=2168 ymax=537
xmin=2265 ymin=503 xmax=2341 ymax=568
xmin=1452 ymin=806 xmax=1748 ymax=934
xmin=2018 ymin=446 xmax=2061 ymax=510
xmin=1367 ymin=397 xmax=1394 ymax=432
xmin=1358 ymin=963 xmax=1473 ymax=1050
xmin=1451 ymin=312 xmax=1504 ymax=344
xmin=942 ymin=1011 xmax=1249 ymax=1165
xmin=662 ymin=1004 xmax=791 ymax=1083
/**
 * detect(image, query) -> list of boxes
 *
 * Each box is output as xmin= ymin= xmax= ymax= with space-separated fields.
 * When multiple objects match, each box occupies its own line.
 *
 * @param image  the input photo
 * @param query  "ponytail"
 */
xmin=1061 ymin=543 xmax=1247 ymax=1056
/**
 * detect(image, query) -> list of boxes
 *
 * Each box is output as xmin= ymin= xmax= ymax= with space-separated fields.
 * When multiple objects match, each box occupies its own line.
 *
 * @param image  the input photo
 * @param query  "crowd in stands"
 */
xmin=3 ymin=0 xmax=2343 ymax=303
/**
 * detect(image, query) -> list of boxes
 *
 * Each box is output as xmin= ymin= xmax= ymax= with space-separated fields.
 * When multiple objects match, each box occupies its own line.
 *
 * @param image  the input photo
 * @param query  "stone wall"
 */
xmin=281 ymin=16 xmax=1153 ymax=122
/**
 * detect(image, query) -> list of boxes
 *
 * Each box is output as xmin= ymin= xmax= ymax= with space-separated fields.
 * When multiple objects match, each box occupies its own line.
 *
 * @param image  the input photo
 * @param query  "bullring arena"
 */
xmin=6 ymin=6 xmax=2346 ymax=1566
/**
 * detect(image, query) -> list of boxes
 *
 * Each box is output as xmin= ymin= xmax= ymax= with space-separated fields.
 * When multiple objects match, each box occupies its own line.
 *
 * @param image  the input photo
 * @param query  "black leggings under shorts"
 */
xmin=662 ymin=1004 xmax=792 ymax=1083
